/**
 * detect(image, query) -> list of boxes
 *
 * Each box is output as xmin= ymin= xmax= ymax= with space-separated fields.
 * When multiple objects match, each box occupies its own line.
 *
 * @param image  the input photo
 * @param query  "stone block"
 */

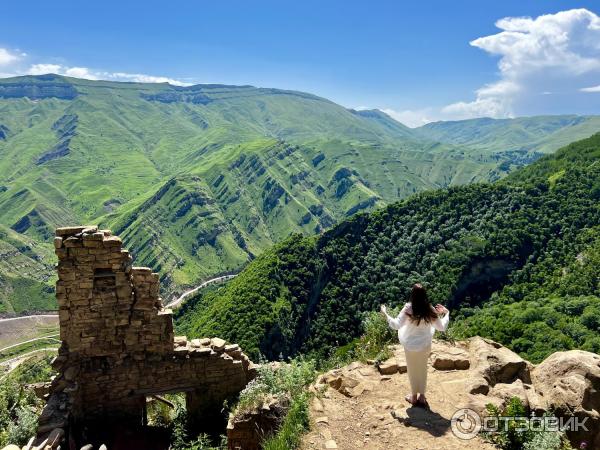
xmin=56 ymin=226 xmax=89 ymax=237
xmin=63 ymin=237 xmax=82 ymax=248
xmin=211 ymin=338 xmax=227 ymax=351
xmin=83 ymin=240 xmax=102 ymax=248
xmin=103 ymin=236 xmax=123 ymax=246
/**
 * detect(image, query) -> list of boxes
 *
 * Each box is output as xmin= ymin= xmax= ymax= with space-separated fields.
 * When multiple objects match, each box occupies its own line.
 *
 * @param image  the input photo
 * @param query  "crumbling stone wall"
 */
xmin=38 ymin=226 xmax=255 ymax=442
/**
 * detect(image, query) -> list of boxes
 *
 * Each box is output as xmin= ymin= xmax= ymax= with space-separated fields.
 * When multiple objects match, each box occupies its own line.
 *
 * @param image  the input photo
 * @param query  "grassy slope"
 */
xmin=176 ymin=133 xmax=600 ymax=362
xmin=0 ymin=225 xmax=55 ymax=313
xmin=0 ymin=75 xmax=505 ymax=308
xmin=0 ymin=75 xmax=598 ymax=310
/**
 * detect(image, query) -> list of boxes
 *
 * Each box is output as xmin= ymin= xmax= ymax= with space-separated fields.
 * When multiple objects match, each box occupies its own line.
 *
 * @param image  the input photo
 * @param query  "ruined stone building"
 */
xmin=37 ymin=226 xmax=255 ymax=446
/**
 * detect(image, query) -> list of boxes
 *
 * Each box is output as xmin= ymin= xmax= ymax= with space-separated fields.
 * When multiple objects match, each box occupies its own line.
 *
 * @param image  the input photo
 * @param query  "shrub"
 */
xmin=262 ymin=393 xmax=310 ymax=450
xmin=235 ymin=357 xmax=316 ymax=417
xmin=5 ymin=407 xmax=38 ymax=446
xmin=0 ymin=354 xmax=53 ymax=447
xmin=483 ymin=397 xmax=573 ymax=450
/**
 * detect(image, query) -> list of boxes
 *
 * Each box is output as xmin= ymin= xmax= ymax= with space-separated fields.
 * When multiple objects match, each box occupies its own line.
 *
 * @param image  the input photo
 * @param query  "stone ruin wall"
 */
xmin=37 ymin=226 xmax=256 ymax=443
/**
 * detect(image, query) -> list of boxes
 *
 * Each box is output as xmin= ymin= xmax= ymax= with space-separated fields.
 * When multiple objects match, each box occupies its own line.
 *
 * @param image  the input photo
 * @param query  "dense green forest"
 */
xmin=176 ymin=133 xmax=600 ymax=363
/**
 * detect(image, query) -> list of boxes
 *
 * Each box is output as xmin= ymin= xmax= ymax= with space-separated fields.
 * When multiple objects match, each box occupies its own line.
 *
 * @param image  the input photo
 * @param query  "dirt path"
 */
xmin=0 ymin=314 xmax=58 ymax=323
xmin=0 ymin=334 xmax=60 ymax=353
xmin=302 ymin=346 xmax=496 ymax=450
xmin=0 ymin=347 xmax=58 ymax=374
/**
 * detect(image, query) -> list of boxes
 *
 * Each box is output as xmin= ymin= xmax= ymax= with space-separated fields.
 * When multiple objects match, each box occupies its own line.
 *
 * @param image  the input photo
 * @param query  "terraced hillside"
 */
xmin=0 ymin=226 xmax=55 ymax=313
xmin=176 ymin=133 xmax=600 ymax=362
xmin=0 ymin=74 xmax=598 ymax=311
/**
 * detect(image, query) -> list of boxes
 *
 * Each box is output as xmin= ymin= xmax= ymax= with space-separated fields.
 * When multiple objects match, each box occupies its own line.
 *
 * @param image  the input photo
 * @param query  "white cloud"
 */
xmin=0 ymin=48 xmax=21 ymax=66
xmin=27 ymin=64 xmax=66 ymax=75
xmin=581 ymin=84 xmax=600 ymax=92
xmin=442 ymin=8 xmax=600 ymax=119
xmin=380 ymin=8 xmax=600 ymax=127
xmin=380 ymin=108 xmax=433 ymax=128
xmin=25 ymin=63 xmax=190 ymax=86
xmin=103 ymin=72 xmax=190 ymax=85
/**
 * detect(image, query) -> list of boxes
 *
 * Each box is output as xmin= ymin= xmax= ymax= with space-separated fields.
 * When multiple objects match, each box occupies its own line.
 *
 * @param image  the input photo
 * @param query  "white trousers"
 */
xmin=404 ymin=345 xmax=431 ymax=395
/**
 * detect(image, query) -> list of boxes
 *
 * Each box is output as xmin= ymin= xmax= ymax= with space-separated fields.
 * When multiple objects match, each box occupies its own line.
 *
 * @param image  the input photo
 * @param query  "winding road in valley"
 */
xmin=0 ymin=335 xmax=60 ymax=354
xmin=0 ymin=348 xmax=59 ymax=374
xmin=165 ymin=274 xmax=236 ymax=309
xmin=0 ymin=314 xmax=58 ymax=323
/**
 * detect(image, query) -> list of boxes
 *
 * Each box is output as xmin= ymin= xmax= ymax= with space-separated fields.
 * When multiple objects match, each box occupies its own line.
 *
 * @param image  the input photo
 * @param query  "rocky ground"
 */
xmin=301 ymin=338 xmax=600 ymax=450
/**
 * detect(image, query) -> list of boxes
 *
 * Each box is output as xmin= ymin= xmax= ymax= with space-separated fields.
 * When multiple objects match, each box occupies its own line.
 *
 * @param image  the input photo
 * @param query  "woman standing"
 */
xmin=380 ymin=283 xmax=449 ymax=408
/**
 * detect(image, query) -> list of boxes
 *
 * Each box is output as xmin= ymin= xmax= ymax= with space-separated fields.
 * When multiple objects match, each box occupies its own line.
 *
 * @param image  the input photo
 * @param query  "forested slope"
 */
xmin=176 ymin=133 xmax=600 ymax=362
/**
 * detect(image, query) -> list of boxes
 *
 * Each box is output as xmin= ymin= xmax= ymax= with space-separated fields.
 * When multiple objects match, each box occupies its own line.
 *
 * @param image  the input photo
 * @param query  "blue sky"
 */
xmin=1 ymin=0 xmax=599 ymax=126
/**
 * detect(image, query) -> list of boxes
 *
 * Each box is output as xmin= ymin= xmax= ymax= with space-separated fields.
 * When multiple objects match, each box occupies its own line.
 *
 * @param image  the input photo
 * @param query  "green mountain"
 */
xmin=416 ymin=115 xmax=600 ymax=154
xmin=176 ymin=133 xmax=600 ymax=362
xmin=0 ymin=75 xmax=507 ymax=310
xmin=0 ymin=74 xmax=598 ymax=312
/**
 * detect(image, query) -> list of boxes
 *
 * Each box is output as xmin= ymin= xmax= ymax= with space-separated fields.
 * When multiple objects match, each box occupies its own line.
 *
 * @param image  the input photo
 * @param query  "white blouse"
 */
xmin=384 ymin=303 xmax=450 ymax=352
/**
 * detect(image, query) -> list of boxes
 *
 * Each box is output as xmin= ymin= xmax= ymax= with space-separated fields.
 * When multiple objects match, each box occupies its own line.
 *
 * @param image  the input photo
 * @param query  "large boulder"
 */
xmin=467 ymin=337 xmax=531 ymax=385
xmin=430 ymin=342 xmax=470 ymax=370
xmin=532 ymin=350 xmax=600 ymax=449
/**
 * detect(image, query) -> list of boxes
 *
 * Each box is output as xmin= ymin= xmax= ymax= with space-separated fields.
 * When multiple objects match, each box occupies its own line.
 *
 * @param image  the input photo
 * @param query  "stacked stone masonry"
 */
xmin=37 ymin=226 xmax=256 ymax=444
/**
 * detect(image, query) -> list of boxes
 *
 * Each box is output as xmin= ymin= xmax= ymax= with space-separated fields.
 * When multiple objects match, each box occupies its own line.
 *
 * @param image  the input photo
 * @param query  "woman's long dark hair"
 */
xmin=408 ymin=283 xmax=438 ymax=325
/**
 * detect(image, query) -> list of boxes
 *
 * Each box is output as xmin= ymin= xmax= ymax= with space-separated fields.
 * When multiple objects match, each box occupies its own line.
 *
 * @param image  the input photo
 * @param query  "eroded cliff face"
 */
xmin=0 ymin=75 xmax=78 ymax=100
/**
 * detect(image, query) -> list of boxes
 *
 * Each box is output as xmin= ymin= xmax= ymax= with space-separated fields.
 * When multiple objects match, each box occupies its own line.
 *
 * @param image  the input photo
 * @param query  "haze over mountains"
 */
xmin=0 ymin=74 xmax=598 ymax=313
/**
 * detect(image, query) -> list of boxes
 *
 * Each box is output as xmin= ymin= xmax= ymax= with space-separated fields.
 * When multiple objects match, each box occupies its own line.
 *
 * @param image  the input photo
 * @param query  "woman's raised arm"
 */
xmin=432 ymin=305 xmax=450 ymax=332
xmin=381 ymin=303 xmax=410 ymax=330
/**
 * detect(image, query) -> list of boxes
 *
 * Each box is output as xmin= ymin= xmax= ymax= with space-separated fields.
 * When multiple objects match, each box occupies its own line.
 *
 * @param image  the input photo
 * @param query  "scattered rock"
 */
xmin=464 ymin=394 xmax=503 ymax=415
xmin=466 ymin=376 xmax=490 ymax=395
xmin=211 ymin=337 xmax=227 ymax=351
xmin=174 ymin=336 xmax=187 ymax=347
xmin=377 ymin=360 xmax=400 ymax=375
xmin=320 ymin=370 xmax=360 ymax=396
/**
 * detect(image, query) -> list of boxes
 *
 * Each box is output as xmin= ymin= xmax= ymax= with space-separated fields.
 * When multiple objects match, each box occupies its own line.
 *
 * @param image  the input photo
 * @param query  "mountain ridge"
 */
xmin=0 ymin=74 xmax=599 ymax=312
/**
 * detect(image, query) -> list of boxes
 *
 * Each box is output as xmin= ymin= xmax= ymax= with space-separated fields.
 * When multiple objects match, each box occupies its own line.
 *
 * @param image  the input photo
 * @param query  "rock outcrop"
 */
xmin=532 ymin=350 xmax=600 ymax=448
xmin=303 ymin=339 xmax=599 ymax=450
